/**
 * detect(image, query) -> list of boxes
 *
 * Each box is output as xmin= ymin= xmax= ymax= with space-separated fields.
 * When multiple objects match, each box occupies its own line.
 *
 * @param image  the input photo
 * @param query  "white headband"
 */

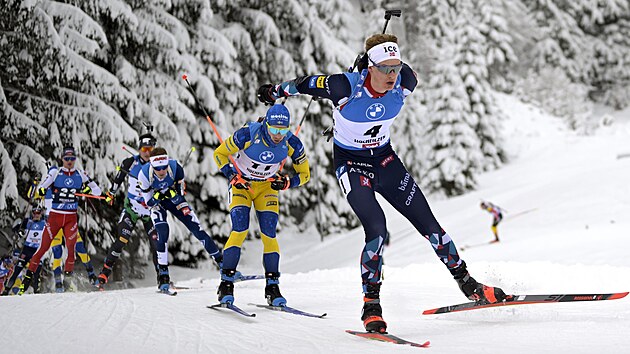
xmin=367 ymin=41 xmax=401 ymax=66
xmin=150 ymin=155 xmax=169 ymax=168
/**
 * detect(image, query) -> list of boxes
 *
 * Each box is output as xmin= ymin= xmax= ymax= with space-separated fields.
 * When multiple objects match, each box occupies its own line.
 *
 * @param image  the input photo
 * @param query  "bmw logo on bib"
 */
xmin=64 ymin=178 xmax=73 ymax=187
xmin=260 ymin=151 xmax=274 ymax=162
xmin=366 ymin=103 xmax=385 ymax=120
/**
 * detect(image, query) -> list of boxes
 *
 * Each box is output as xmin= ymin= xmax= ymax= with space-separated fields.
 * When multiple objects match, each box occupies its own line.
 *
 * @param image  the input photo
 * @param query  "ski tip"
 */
xmin=182 ymin=74 xmax=188 ymax=80
xmin=422 ymin=308 xmax=438 ymax=315
xmin=611 ymin=292 xmax=629 ymax=300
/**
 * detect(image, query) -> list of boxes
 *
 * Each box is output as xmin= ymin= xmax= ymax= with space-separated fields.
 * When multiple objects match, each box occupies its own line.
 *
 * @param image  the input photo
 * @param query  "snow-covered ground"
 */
xmin=2 ymin=95 xmax=630 ymax=353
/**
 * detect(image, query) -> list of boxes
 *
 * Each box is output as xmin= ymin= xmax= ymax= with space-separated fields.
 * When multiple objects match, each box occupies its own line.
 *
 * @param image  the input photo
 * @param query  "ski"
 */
xmin=423 ymin=292 xmax=629 ymax=315
xmin=156 ymin=289 xmax=178 ymax=296
xmin=249 ymin=303 xmax=327 ymax=318
xmin=170 ymin=285 xmax=190 ymax=290
xmin=207 ymin=303 xmax=256 ymax=317
xmin=169 ymin=282 xmax=192 ymax=290
xmin=346 ymin=330 xmax=430 ymax=348
xmin=235 ymin=274 xmax=264 ymax=282
xmin=459 ymin=240 xmax=499 ymax=251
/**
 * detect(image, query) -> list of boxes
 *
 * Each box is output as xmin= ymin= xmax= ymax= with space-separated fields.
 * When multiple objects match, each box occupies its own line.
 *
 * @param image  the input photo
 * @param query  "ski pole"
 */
xmin=273 ymin=97 xmax=318 ymax=176
xmin=182 ymin=146 xmax=197 ymax=166
xmin=506 ymin=208 xmax=538 ymax=220
xmin=181 ymin=74 xmax=250 ymax=190
xmin=182 ymin=75 xmax=228 ymax=145
xmin=294 ymin=96 xmax=317 ymax=136
xmin=75 ymin=193 xmax=108 ymax=200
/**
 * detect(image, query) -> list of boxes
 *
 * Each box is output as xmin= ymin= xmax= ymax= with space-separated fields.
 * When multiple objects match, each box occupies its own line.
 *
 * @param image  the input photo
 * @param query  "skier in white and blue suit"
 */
xmin=138 ymin=147 xmax=222 ymax=293
xmin=258 ymin=33 xmax=510 ymax=333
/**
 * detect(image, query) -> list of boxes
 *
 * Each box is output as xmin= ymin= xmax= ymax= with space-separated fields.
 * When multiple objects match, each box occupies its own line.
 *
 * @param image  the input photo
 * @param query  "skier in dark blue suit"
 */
xmin=138 ymin=147 xmax=222 ymax=293
xmin=258 ymin=33 xmax=509 ymax=333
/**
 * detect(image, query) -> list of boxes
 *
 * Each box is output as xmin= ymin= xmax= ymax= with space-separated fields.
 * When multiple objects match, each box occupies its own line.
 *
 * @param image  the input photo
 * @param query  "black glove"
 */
xmin=270 ymin=174 xmax=290 ymax=191
xmin=229 ymin=174 xmax=250 ymax=190
xmin=36 ymin=187 xmax=47 ymax=198
xmin=257 ymin=84 xmax=277 ymax=105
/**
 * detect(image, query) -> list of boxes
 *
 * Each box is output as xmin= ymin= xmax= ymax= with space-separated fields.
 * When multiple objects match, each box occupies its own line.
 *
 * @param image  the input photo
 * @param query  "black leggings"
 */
xmin=334 ymin=144 xmax=464 ymax=287
xmin=101 ymin=208 xmax=158 ymax=278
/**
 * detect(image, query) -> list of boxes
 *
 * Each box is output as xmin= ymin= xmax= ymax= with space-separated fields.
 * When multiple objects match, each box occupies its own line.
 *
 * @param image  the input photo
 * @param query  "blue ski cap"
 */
xmin=265 ymin=104 xmax=290 ymax=128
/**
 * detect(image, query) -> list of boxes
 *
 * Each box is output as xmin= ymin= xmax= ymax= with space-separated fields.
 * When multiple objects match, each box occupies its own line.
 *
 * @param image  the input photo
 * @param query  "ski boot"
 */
xmin=217 ymin=269 xmax=237 ymax=304
xmin=264 ymin=272 xmax=286 ymax=307
xmin=157 ymin=265 xmax=171 ymax=293
xmin=17 ymin=270 xmax=34 ymax=296
xmin=63 ymin=271 xmax=77 ymax=292
xmin=361 ymin=282 xmax=387 ymax=333
xmin=87 ymin=267 xmax=97 ymax=284
xmin=94 ymin=273 xmax=107 ymax=291
xmin=451 ymin=261 xmax=509 ymax=304
xmin=55 ymin=282 xmax=65 ymax=293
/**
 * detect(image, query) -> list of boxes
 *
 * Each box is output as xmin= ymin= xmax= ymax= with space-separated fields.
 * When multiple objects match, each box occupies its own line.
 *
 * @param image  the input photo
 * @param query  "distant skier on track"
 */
xmin=258 ymin=33 xmax=510 ymax=333
xmin=480 ymin=201 xmax=503 ymax=242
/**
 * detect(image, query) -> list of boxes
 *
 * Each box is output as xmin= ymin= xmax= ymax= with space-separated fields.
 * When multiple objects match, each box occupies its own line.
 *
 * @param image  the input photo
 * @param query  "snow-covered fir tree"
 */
xmin=410 ymin=0 xmax=509 ymax=193
xmin=424 ymin=36 xmax=482 ymax=196
xmin=525 ymin=0 xmax=630 ymax=109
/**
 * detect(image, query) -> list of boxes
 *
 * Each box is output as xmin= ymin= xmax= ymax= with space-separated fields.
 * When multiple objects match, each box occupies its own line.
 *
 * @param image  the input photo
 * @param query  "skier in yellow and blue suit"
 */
xmin=213 ymin=104 xmax=310 ymax=307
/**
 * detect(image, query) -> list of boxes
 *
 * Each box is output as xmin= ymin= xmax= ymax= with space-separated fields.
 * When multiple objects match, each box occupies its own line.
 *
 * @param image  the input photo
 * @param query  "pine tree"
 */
xmin=526 ymin=0 xmax=588 ymax=82
xmin=476 ymin=0 xmax=518 ymax=92
xmin=410 ymin=0 xmax=507 ymax=192
xmin=456 ymin=0 xmax=506 ymax=169
xmin=424 ymin=41 xmax=482 ymax=196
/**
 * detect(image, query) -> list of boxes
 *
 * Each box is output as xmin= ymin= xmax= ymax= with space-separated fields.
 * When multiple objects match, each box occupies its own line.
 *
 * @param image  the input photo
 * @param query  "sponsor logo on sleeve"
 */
xmin=316 ymin=76 xmax=326 ymax=88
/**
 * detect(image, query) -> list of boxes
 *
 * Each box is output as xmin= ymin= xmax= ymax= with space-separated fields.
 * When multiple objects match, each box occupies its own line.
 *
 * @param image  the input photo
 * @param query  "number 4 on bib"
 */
xmin=364 ymin=125 xmax=382 ymax=138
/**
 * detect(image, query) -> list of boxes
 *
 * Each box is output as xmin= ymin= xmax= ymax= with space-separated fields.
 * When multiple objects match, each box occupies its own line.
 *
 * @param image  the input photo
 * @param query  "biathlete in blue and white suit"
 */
xmin=258 ymin=33 xmax=509 ymax=332
xmin=138 ymin=147 xmax=222 ymax=293
xmin=212 ymin=104 xmax=310 ymax=306
xmin=1 ymin=205 xmax=46 ymax=295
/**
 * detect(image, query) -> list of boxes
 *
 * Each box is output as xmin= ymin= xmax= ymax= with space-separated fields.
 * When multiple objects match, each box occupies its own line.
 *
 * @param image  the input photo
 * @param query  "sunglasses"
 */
xmin=373 ymin=62 xmax=403 ymax=75
xmin=63 ymin=156 xmax=77 ymax=162
xmin=267 ymin=123 xmax=289 ymax=136
xmin=154 ymin=165 xmax=169 ymax=171
xmin=140 ymin=146 xmax=154 ymax=153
